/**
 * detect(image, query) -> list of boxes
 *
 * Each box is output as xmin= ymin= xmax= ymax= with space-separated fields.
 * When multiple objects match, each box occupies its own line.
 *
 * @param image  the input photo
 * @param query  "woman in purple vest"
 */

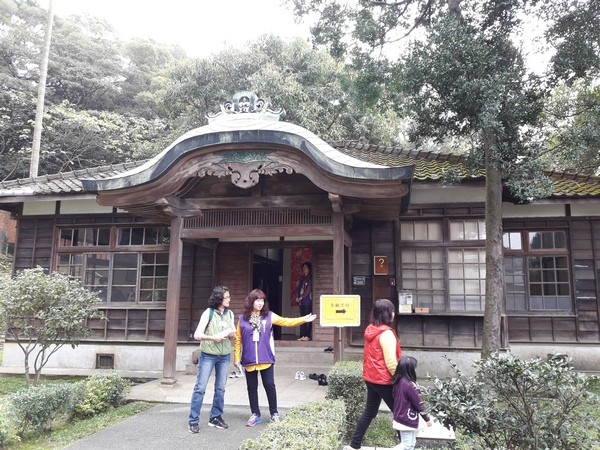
xmin=234 ymin=288 xmax=317 ymax=426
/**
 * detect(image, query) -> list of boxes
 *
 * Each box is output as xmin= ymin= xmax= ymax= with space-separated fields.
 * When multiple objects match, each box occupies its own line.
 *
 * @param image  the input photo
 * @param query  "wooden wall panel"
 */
xmin=14 ymin=217 xmax=54 ymax=271
xmin=215 ymin=244 xmax=250 ymax=316
xmin=314 ymin=246 xmax=334 ymax=343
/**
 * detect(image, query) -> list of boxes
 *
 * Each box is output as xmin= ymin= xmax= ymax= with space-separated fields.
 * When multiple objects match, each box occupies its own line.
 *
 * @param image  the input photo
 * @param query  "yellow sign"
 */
xmin=319 ymin=295 xmax=361 ymax=327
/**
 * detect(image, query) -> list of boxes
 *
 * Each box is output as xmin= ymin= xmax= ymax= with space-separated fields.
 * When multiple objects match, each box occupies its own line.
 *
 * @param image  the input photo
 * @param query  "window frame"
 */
xmin=502 ymin=229 xmax=572 ymax=313
xmin=55 ymin=225 xmax=170 ymax=306
xmin=400 ymin=218 xmax=487 ymax=313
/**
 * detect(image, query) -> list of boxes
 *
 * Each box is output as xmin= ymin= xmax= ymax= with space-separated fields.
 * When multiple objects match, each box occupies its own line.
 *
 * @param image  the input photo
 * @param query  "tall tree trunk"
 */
xmin=481 ymin=128 xmax=504 ymax=357
xmin=29 ymin=0 xmax=54 ymax=177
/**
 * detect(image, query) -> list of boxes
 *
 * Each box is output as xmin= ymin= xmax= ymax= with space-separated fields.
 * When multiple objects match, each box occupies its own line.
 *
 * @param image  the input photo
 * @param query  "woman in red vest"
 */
xmin=344 ymin=298 xmax=401 ymax=450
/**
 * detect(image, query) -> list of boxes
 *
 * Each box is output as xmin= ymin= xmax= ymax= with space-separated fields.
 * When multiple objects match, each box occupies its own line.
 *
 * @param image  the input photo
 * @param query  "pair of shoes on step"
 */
xmin=294 ymin=370 xmax=306 ymax=380
xmin=323 ymin=346 xmax=333 ymax=353
xmin=317 ymin=374 xmax=328 ymax=386
xmin=229 ymin=369 xmax=243 ymax=378
xmin=308 ymin=373 xmax=328 ymax=385
xmin=297 ymin=336 xmax=311 ymax=341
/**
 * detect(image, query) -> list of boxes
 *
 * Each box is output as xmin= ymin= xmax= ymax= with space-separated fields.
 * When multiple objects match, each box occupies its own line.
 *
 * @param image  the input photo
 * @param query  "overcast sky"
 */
xmin=39 ymin=0 xmax=311 ymax=58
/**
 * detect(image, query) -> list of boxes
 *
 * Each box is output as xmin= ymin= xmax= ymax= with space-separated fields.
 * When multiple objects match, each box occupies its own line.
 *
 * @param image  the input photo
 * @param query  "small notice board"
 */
xmin=319 ymin=295 xmax=361 ymax=327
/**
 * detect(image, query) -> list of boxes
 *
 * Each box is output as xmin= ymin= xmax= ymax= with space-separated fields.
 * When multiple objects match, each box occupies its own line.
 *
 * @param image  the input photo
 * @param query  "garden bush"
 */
xmin=239 ymin=399 xmax=345 ymax=450
xmin=326 ymin=360 xmax=365 ymax=433
xmin=423 ymin=353 xmax=600 ymax=450
xmin=72 ymin=371 xmax=131 ymax=419
xmin=8 ymin=382 xmax=76 ymax=435
xmin=0 ymin=399 xmax=19 ymax=446
xmin=0 ymin=371 xmax=132 ymax=443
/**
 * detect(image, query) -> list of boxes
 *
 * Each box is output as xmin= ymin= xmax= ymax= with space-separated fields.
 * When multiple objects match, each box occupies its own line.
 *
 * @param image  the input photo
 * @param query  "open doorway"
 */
xmin=252 ymin=248 xmax=283 ymax=339
xmin=252 ymin=246 xmax=313 ymax=341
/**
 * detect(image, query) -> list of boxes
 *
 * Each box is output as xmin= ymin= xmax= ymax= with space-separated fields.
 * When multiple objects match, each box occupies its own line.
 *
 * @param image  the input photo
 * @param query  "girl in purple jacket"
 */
xmin=392 ymin=356 xmax=433 ymax=450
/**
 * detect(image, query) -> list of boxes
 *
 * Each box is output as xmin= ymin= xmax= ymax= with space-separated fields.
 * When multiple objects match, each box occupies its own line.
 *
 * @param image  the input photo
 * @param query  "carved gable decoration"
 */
xmin=197 ymin=151 xmax=294 ymax=189
xmin=206 ymin=91 xmax=285 ymax=123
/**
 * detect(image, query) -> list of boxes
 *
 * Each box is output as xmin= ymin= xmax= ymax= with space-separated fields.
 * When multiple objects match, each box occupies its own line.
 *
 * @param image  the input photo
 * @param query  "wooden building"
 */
xmin=1 ymin=91 xmax=599 ymax=380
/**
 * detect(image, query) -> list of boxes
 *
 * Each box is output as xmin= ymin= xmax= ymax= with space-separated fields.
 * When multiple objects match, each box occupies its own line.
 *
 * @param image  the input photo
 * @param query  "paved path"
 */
xmin=65 ymin=404 xmax=268 ymax=450
xmin=64 ymin=366 xmax=454 ymax=449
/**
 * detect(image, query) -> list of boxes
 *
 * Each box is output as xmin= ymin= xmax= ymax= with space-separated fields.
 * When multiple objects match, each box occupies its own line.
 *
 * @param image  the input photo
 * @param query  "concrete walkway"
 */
xmin=64 ymin=365 xmax=454 ymax=449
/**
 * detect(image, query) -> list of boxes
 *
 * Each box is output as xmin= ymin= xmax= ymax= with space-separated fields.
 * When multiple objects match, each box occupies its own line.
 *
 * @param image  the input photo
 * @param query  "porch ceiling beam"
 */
xmin=329 ymin=193 xmax=342 ymax=213
xmin=158 ymin=194 xmax=331 ymax=211
xmin=181 ymin=225 xmax=333 ymax=240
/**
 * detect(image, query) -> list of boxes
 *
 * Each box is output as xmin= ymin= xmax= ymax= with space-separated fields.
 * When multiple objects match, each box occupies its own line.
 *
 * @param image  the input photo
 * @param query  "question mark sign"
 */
xmin=378 ymin=258 xmax=385 ymax=267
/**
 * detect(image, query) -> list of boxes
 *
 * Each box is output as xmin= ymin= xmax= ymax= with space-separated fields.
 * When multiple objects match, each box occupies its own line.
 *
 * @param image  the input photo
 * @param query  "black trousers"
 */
xmin=299 ymin=303 xmax=312 ymax=338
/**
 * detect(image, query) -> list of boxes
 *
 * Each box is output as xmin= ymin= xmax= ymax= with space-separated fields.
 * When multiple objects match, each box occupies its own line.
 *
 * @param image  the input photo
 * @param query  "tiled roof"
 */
xmin=333 ymin=141 xmax=600 ymax=198
xmin=332 ymin=141 xmax=484 ymax=180
xmin=0 ymin=161 xmax=147 ymax=197
xmin=0 ymin=142 xmax=599 ymax=199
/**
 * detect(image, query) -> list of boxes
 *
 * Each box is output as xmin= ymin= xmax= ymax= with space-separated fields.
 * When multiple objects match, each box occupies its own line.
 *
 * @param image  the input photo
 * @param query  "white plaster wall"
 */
xmin=410 ymin=185 xmax=485 ymax=204
xmin=22 ymin=201 xmax=56 ymax=215
xmin=510 ymin=343 xmax=600 ymax=372
xmin=502 ymin=203 xmax=566 ymax=218
xmin=60 ymin=199 xmax=113 ymax=214
xmin=2 ymin=343 xmax=162 ymax=371
xmin=570 ymin=203 xmax=600 ymax=216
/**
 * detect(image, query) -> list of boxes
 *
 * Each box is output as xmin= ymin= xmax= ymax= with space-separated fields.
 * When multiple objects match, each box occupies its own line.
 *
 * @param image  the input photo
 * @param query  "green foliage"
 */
xmin=8 ymin=383 xmax=76 ymax=436
xmin=72 ymin=372 xmax=131 ymax=419
xmin=325 ymin=360 xmax=366 ymax=434
xmin=239 ymin=399 xmax=345 ymax=450
xmin=541 ymin=82 xmax=600 ymax=174
xmin=162 ymin=35 xmax=403 ymax=144
xmin=0 ymin=372 xmax=131 ymax=444
xmin=363 ymin=413 xmax=397 ymax=448
xmin=423 ymin=354 xmax=600 ymax=450
xmin=0 ymin=267 xmax=106 ymax=386
xmin=0 ymin=399 xmax=20 ymax=446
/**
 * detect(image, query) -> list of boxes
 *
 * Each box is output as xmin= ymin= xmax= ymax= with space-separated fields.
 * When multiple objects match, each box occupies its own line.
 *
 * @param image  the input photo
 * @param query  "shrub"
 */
xmin=326 ymin=360 xmax=365 ymax=433
xmin=8 ymin=383 xmax=76 ymax=435
xmin=72 ymin=371 xmax=131 ymax=419
xmin=239 ymin=400 xmax=345 ymax=450
xmin=0 ymin=399 xmax=19 ymax=446
xmin=423 ymin=353 xmax=600 ymax=450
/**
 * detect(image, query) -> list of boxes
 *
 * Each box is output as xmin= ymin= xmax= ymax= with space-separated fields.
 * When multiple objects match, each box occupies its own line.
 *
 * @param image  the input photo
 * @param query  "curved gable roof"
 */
xmin=81 ymin=118 xmax=414 ymax=196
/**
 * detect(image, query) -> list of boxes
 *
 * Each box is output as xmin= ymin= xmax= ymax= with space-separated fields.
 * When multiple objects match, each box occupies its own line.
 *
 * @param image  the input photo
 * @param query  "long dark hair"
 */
xmin=243 ymin=288 xmax=270 ymax=320
xmin=372 ymin=298 xmax=395 ymax=326
xmin=393 ymin=355 xmax=418 ymax=384
xmin=301 ymin=261 xmax=312 ymax=275
xmin=208 ymin=285 xmax=230 ymax=309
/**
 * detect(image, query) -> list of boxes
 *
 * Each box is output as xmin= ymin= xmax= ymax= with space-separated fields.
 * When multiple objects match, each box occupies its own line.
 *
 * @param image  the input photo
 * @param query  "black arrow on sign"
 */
xmin=335 ymin=309 xmax=346 ymax=314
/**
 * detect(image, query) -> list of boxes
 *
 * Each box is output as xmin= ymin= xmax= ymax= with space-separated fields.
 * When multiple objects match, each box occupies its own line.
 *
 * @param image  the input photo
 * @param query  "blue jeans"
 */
xmin=188 ymin=352 xmax=230 ymax=425
xmin=397 ymin=429 xmax=417 ymax=449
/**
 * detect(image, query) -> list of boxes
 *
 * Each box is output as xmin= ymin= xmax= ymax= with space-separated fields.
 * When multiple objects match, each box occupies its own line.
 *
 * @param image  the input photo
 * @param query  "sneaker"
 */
xmin=246 ymin=413 xmax=262 ymax=427
xmin=298 ymin=371 xmax=306 ymax=380
xmin=188 ymin=423 xmax=200 ymax=434
xmin=229 ymin=371 xmax=237 ymax=378
xmin=270 ymin=413 xmax=281 ymax=423
xmin=208 ymin=416 xmax=228 ymax=429
xmin=294 ymin=370 xmax=300 ymax=380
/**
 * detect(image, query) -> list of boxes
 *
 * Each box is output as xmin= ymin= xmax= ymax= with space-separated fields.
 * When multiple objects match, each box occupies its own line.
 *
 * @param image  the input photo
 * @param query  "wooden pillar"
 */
xmin=332 ymin=211 xmax=345 ymax=362
xmin=161 ymin=215 xmax=183 ymax=384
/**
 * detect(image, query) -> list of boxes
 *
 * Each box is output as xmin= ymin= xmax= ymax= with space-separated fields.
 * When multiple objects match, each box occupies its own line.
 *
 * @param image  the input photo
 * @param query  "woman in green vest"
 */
xmin=187 ymin=285 xmax=236 ymax=434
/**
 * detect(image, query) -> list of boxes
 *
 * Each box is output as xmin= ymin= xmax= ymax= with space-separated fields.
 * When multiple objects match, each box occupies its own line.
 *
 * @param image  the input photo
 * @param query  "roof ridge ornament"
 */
xmin=206 ymin=91 xmax=285 ymax=123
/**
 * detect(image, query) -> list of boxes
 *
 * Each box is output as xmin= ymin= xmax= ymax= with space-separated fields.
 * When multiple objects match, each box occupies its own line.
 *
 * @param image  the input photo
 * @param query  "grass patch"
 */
xmin=4 ymin=401 xmax=154 ymax=450
xmin=0 ymin=374 xmax=155 ymax=449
